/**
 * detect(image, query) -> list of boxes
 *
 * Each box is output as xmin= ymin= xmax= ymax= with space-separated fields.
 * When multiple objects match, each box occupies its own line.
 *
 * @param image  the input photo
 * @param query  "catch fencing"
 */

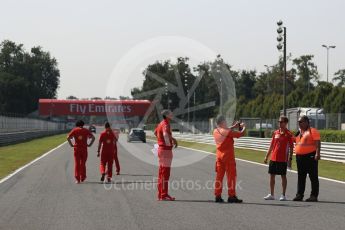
xmin=0 ymin=114 xmax=66 ymax=146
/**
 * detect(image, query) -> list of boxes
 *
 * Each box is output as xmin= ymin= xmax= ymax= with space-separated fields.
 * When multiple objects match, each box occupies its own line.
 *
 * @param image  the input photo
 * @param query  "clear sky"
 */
xmin=1 ymin=0 xmax=344 ymax=99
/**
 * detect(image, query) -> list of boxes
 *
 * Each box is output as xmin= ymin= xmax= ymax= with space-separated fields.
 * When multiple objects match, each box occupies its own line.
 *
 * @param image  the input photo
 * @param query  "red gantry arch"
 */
xmin=39 ymin=99 xmax=151 ymax=116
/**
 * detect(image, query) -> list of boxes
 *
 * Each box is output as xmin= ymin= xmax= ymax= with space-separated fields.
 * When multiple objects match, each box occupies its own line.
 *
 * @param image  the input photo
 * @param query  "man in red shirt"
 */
xmin=264 ymin=116 xmax=294 ymax=201
xmin=97 ymin=122 xmax=117 ymax=183
xmin=67 ymin=120 xmax=95 ymax=184
xmin=213 ymin=115 xmax=246 ymax=203
xmin=154 ymin=110 xmax=177 ymax=201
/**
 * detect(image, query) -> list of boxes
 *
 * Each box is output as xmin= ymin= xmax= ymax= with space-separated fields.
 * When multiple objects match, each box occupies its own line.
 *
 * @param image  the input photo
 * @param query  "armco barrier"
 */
xmin=168 ymin=132 xmax=345 ymax=163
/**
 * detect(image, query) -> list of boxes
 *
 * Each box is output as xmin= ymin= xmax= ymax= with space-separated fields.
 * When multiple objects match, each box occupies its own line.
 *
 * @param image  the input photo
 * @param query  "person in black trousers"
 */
xmin=293 ymin=116 xmax=321 ymax=202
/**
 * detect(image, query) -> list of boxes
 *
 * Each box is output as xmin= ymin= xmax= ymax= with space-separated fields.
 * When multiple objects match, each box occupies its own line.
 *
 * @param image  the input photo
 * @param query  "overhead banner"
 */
xmin=39 ymin=99 xmax=151 ymax=116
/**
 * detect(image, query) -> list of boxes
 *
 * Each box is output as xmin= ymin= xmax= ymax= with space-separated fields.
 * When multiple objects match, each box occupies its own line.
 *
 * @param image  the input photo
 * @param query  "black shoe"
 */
xmin=215 ymin=196 xmax=224 ymax=203
xmin=100 ymin=173 xmax=105 ymax=182
xmin=293 ymin=194 xmax=304 ymax=201
xmin=305 ymin=196 xmax=318 ymax=202
xmin=228 ymin=196 xmax=243 ymax=203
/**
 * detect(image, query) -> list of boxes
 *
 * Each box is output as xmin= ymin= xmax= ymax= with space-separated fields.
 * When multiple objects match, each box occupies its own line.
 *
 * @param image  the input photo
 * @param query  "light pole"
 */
xmin=193 ymin=91 xmax=196 ymax=122
xmin=277 ymin=20 xmax=287 ymax=116
xmin=216 ymin=63 xmax=222 ymax=115
xmin=165 ymin=82 xmax=169 ymax=109
xmin=184 ymin=74 xmax=189 ymax=125
xmin=322 ymin=44 xmax=336 ymax=82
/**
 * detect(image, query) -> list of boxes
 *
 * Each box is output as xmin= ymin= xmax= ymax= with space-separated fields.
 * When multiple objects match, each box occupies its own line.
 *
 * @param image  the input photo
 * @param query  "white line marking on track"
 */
xmin=0 ymin=142 xmax=67 ymax=184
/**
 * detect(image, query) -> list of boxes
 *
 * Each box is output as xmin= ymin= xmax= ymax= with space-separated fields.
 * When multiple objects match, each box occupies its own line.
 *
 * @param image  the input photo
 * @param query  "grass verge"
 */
xmin=0 ymin=134 xmax=67 ymax=179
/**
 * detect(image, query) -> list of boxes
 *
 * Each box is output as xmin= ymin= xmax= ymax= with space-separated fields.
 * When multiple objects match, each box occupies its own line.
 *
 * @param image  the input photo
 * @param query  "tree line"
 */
xmin=131 ymin=55 xmax=345 ymax=121
xmin=0 ymin=40 xmax=60 ymax=115
xmin=1 ymin=39 xmax=344 ymax=120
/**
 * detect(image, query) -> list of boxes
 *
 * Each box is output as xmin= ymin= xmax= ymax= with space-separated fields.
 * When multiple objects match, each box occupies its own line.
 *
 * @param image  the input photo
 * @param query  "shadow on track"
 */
xmin=316 ymin=201 xmax=345 ymax=205
xmin=119 ymin=173 xmax=153 ymax=177
xmin=174 ymin=200 xmax=311 ymax=207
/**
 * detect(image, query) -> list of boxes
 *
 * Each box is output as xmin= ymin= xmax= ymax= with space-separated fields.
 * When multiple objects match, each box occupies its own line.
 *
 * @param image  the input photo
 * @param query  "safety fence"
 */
xmin=0 ymin=114 xmax=67 ymax=146
xmin=0 ymin=115 xmax=65 ymax=133
xmin=169 ymin=133 xmax=345 ymax=163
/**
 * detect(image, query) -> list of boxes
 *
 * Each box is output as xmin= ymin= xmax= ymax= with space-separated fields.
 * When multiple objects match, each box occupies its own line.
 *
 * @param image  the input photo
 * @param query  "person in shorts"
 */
xmin=264 ymin=116 xmax=294 ymax=201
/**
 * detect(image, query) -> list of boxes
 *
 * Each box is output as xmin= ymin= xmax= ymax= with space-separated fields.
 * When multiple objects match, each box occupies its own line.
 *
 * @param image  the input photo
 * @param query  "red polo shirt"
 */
xmin=155 ymin=119 xmax=173 ymax=150
xmin=67 ymin=127 xmax=93 ymax=149
xmin=270 ymin=129 xmax=294 ymax=162
xmin=99 ymin=128 xmax=116 ymax=154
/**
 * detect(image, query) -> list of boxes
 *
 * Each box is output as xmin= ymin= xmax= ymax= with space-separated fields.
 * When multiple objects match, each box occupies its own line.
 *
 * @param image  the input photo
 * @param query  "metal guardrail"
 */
xmin=0 ymin=130 xmax=67 ymax=147
xmin=0 ymin=115 xmax=66 ymax=133
xmin=170 ymin=133 xmax=345 ymax=163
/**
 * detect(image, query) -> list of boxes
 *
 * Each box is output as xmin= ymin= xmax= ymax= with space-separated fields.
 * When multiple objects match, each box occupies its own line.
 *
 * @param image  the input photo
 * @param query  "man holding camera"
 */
xmin=213 ymin=115 xmax=246 ymax=203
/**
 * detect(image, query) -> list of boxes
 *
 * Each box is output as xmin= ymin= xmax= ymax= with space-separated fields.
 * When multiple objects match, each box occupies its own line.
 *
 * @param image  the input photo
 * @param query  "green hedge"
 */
xmin=289 ymin=130 xmax=345 ymax=143
xmin=246 ymin=129 xmax=345 ymax=143
xmin=319 ymin=130 xmax=345 ymax=143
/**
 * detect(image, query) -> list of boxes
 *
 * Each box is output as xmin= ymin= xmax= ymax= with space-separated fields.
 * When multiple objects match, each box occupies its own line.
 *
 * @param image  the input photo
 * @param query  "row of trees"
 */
xmin=1 ymin=38 xmax=343 ymax=119
xmin=66 ymin=96 xmax=131 ymax=100
xmin=236 ymin=55 xmax=345 ymax=117
xmin=0 ymin=40 xmax=60 ymax=114
xmin=131 ymin=55 xmax=345 ymax=121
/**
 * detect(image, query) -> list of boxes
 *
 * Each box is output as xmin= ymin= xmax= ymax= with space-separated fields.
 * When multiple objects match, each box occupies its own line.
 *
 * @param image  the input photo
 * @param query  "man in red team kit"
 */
xmin=154 ymin=110 xmax=178 ymax=201
xmin=97 ymin=122 xmax=117 ymax=183
xmin=67 ymin=120 xmax=95 ymax=184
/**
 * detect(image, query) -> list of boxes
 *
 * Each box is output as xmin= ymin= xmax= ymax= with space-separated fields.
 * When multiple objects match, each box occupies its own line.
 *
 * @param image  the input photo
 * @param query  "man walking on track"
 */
xmin=213 ymin=115 xmax=246 ymax=203
xmin=264 ymin=116 xmax=294 ymax=201
xmin=97 ymin=122 xmax=117 ymax=183
xmin=154 ymin=110 xmax=178 ymax=201
xmin=67 ymin=120 xmax=95 ymax=184
xmin=293 ymin=115 xmax=321 ymax=202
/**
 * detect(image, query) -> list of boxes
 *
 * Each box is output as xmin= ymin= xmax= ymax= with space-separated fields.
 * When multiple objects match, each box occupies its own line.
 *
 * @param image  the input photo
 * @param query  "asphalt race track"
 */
xmin=0 ymin=134 xmax=344 ymax=230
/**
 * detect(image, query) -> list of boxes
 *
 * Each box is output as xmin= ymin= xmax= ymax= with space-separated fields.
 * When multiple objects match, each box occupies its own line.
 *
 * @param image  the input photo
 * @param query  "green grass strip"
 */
xmin=0 ymin=134 xmax=67 ymax=179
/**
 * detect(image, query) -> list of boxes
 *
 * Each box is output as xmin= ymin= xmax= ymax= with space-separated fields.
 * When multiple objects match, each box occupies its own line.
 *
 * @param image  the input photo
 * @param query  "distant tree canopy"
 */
xmin=90 ymin=97 xmax=102 ymax=100
xmin=0 ymin=40 xmax=60 ymax=114
xmin=131 ymin=55 xmax=345 ymax=121
xmin=66 ymin=95 xmax=78 ymax=100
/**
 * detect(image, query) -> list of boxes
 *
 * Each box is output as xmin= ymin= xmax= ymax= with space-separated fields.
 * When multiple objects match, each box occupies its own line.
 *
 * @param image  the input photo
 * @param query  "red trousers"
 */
xmin=113 ymin=150 xmax=120 ymax=173
xmin=74 ymin=148 xmax=88 ymax=182
xmin=214 ymin=159 xmax=237 ymax=197
xmin=157 ymin=148 xmax=173 ymax=199
xmin=100 ymin=152 xmax=113 ymax=178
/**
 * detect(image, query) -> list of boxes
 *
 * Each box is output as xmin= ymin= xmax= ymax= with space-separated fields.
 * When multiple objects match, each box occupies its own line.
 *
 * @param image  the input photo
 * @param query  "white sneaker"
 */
xmin=264 ymin=194 xmax=275 ymax=200
xmin=279 ymin=195 xmax=287 ymax=201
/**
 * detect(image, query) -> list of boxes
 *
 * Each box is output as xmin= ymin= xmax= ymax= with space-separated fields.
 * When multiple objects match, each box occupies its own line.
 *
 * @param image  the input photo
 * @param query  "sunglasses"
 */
xmin=298 ymin=120 xmax=306 ymax=124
